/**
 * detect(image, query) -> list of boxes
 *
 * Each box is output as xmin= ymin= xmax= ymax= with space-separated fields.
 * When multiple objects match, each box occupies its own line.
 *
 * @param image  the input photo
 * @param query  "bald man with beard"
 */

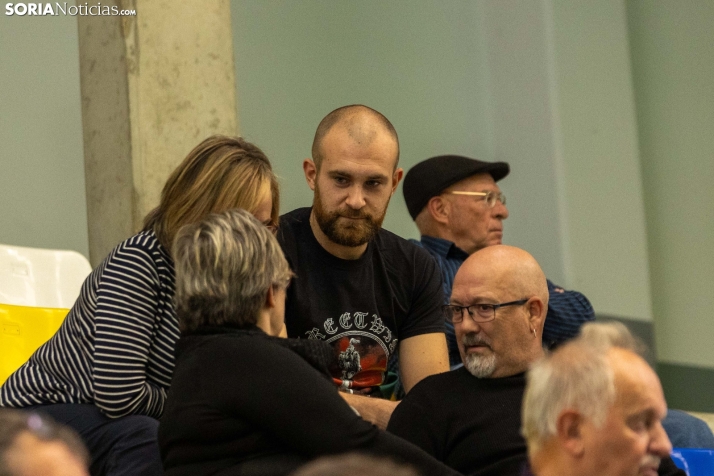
xmin=387 ymin=245 xmax=547 ymax=476
xmin=387 ymin=246 xmax=685 ymax=476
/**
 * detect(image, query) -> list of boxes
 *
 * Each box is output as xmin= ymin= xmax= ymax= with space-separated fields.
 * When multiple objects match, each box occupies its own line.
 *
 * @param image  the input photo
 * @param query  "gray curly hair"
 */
xmin=173 ymin=208 xmax=292 ymax=333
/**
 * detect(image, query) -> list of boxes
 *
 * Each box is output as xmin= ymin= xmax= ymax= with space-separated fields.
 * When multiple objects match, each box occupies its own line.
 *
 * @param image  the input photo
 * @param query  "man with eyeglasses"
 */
xmin=387 ymin=245 xmax=547 ymax=475
xmin=402 ymin=154 xmax=594 ymax=368
xmin=387 ymin=246 xmax=685 ymax=476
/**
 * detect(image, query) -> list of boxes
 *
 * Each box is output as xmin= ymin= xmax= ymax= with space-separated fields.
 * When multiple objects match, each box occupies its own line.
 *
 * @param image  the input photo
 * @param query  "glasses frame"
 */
xmin=442 ymin=298 xmax=529 ymax=324
xmin=448 ymin=190 xmax=506 ymax=208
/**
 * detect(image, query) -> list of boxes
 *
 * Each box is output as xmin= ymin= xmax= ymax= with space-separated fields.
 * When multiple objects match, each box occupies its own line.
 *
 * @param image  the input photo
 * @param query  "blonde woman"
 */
xmin=0 ymin=136 xmax=279 ymax=476
xmin=159 ymin=209 xmax=460 ymax=476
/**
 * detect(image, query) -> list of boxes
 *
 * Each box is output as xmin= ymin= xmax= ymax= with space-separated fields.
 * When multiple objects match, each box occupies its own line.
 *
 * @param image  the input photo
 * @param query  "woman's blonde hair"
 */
xmin=172 ymin=208 xmax=292 ymax=333
xmin=143 ymin=135 xmax=279 ymax=251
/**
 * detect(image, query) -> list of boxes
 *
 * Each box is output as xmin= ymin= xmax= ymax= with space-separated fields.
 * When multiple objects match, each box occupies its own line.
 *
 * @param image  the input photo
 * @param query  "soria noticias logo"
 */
xmin=5 ymin=3 xmax=136 ymax=16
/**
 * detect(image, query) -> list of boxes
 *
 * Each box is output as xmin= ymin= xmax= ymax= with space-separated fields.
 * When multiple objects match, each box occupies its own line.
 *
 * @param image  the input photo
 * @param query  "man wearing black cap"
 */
xmin=402 ymin=155 xmax=594 ymax=367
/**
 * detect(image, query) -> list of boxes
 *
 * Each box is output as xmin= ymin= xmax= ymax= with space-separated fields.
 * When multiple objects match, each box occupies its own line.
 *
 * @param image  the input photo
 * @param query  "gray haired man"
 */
xmin=522 ymin=323 xmax=681 ymax=476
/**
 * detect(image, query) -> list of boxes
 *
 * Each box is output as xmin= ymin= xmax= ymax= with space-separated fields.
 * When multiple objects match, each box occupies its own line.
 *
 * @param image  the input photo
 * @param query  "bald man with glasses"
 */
xmin=387 ymin=245 xmax=548 ymax=476
xmin=402 ymin=155 xmax=594 ymax=368
xmin=388 ymin=246 xmax=686 ymax=476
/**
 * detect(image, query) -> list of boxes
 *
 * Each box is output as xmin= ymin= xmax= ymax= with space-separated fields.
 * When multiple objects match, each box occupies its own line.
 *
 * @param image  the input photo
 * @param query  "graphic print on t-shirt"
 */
xmin=304 ymin=311 xmax=398 ymax=389
xmin=338 ymin=338 xmax=361 ymax=380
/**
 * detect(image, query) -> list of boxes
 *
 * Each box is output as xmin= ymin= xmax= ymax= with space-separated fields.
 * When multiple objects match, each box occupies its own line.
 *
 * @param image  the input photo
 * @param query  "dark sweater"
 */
xmin=158 ymin=326 xmax=461 ymax=476
xmin=388 ymin=367 xmax=526 ymax=476
xmin=388 ymin=367 xmax=685 ymax=476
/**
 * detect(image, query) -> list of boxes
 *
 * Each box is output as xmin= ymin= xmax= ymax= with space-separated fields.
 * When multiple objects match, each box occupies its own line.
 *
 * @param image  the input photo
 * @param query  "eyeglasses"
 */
xmin=442 ymin=298 xmax=528 ymax=323
xmin=448 ymin=191 xmax=506 ymax=208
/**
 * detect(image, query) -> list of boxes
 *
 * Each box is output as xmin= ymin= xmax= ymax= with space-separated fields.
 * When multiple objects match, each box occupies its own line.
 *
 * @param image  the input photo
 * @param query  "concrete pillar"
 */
xmin=78 ymin=0 xmax=238 ymax=265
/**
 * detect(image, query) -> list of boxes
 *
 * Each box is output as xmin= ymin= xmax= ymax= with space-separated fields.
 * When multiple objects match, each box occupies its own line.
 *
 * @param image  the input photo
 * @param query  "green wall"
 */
xmin=0 ymin=14 xmax=88 ymax=257
xmin=231 ymin=0 xmax=493 ymax=241
xmin=627 ymin=0 xmax=714 ymax=410
xmin=231 ymin=0 xmax=714 ymax=411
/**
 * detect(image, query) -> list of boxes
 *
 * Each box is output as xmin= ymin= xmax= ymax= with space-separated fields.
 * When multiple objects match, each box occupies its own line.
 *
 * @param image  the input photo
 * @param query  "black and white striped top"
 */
xmin=0 ymin=230 xmax=180 ymax=419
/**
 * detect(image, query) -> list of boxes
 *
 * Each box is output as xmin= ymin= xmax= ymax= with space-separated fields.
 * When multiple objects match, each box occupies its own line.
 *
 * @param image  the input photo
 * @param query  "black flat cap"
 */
xmin=403 ymin=155 xmax=510 ymax=219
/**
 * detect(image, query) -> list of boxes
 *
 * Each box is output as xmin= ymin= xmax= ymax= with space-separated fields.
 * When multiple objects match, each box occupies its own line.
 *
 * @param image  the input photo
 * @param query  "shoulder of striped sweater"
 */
xmin=109 ymin=231 xmax=173 ymax=273
xmin=118 ymin=230 xmax=167 ymax=256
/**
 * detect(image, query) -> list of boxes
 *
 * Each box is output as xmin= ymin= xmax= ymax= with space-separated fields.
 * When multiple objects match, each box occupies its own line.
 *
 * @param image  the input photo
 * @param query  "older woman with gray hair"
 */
xmin=158 ymin=209 xmax=460 ymax=476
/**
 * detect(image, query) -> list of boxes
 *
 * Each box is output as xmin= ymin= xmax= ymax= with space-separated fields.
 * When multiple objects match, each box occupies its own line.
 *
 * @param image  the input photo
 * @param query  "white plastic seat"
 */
xmin=0 ymin=243 xmax=91 ymax=308
xmin=0 ymin=243 xmax=92 ymax=383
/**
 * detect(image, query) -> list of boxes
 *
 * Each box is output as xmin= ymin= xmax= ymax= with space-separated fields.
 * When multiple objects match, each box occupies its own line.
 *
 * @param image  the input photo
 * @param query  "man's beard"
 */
xmin=313 ymin=185 xmax=387 ymax=247
xmin=638 ymin=454 xmax=661 ymax=474
xmin=462 ymin=333 xmax=497 ymax=378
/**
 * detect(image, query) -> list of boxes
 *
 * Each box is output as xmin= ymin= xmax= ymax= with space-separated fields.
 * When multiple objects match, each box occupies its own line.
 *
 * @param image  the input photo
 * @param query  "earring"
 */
xmin=531 ymin=328 xmax=537 ymax=338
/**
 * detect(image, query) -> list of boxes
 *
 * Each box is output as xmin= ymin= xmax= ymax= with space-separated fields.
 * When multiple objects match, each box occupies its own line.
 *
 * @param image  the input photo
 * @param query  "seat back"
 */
xmin=0 ymin=304 xmax=69 ymax=384
xmin=0 ymin=243 xmax=91 ymax=309
xmin=671 ymin=448 xmax=714 ymax=476
xmin=0 ymin=243 xmax=91 ymax=384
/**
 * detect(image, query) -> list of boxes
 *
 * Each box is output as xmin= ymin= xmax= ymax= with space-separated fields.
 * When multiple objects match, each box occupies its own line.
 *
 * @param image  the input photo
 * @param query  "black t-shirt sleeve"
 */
xmin=398 ymin=246 xmax=446 ymax=340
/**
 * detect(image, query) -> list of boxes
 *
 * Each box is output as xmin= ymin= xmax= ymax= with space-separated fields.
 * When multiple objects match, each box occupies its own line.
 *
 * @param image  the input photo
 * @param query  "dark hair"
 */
xmin=143 ymin=135 xmax=279 ymax=251
xmin=311 ymin=105 xmax=399 ymax=169
xmin=0 ymin=409 xmax=89 ymax=474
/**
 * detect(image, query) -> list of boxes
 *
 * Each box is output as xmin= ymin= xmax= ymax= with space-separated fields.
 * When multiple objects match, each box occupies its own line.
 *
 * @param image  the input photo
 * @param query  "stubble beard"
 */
xmin=313 ymin=185 xmax=387 ymax=247
xmin=462 ymin=333 xmax=497 ymax=378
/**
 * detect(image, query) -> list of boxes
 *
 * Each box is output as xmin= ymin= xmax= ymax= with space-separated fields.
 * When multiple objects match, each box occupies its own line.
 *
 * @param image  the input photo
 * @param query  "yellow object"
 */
xmin=0 ymin=303 xmax=68 ymax=385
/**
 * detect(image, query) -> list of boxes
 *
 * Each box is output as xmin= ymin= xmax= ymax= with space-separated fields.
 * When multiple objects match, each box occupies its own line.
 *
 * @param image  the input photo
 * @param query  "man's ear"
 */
xmin=303 ymin=159 xmax=317 ymax=191
xmin=527 ymin=297 xmax=545 ymax=331
xmin=390 ymin=167 xmax=404 ymax=195
xmin=427 ymin=195 xmax=450 ymax=225
xmin=557 ymin=410 xmax=585 ymax=457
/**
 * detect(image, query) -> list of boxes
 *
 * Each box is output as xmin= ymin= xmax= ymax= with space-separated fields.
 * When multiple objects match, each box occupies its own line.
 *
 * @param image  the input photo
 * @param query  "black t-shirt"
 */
xmin=277 ymin=207 xmax=445 ymax=390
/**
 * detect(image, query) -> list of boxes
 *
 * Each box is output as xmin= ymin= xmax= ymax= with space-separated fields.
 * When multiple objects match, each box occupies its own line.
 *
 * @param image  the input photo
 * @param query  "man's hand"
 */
xmin=339 ymin=392 xmax=398 ymax=429
xmin=399 ymin=333 xmax=449 ymax=393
